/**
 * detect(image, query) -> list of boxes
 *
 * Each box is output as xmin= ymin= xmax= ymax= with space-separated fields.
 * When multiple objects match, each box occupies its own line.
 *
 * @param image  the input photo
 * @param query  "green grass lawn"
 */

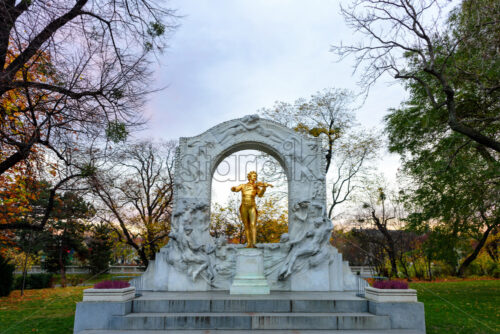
xmin=0 ymin=279 xmax=498 ymax=333
xmin=49 ymin=273 xmax=141 ymax=286
xmin=0 ymin=286 xmax=85 ymax=334
xmin=410 ymin=280 xmax=500 ymax=334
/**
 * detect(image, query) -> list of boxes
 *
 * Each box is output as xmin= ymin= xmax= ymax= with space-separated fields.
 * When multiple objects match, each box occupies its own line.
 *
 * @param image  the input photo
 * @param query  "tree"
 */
xmin=87 ymin=222 xmax=113 ymax=274
xmin=89 ymin=140 xmax=175 ymax=267
xmin=261 ymin=88 xmax=355 ymax=173
xmin=0 ymin=0 xmax=178 ymax=178
xmin=336 ymin=0 xmax=500 ymax=277
xmin=485 ymin=229 xmax=499 ymax=264
xmin=260 ymin=89 xmax=380 ymax=218
xmin=327 ymin=130 xmax=380 ymax=219
xmin=0 ymin=153 xmax=87 ymax=232
xmin=355 ymin=180 xmax=409 ymax=278
xmin=401 ymin=150 xmax=500 ymax=277
xmin=346 ymin=228 xmax=393 ymax=277
xmin=0 ymin=44 xmax=55 ymax=178
xmin=0 ymin=163 xmax=37 ymax=233
xmin=333 ymin=0 xmax=500 ymax=153
xmin=39 ymin=190 xmax=94 ymax=285
xmin=386 ymin=113 xmax=499 ymax=277
xmin=255 ymin=197 xmax=288 ymax=243
xmin=379 ymin=3 xmax=500 ymax=276
xmin=210 ymin=198 xmax=245 ymax=243
xmin=1 ymin=167 xmax=93 ymax=292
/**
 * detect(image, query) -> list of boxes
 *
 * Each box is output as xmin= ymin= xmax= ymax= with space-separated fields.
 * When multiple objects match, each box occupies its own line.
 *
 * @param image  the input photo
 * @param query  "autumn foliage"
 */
xmin=0 ymin=41 xmax=59 ymax=171
xmin=0 ymin=42 xmax=59 ymax=233
xmin=0 ymin=169 xmax=42 ymax=251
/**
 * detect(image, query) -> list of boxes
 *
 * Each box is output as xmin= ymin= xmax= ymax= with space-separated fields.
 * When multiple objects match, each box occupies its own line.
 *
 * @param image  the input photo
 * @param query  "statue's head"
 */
xmin=247 ymin=171 xmax=257 ymax=182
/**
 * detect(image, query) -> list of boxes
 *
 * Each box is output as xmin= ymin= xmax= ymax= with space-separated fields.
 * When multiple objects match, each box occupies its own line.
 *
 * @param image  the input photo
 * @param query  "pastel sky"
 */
xmin=138 ymin=0 xmax=407 ymax=208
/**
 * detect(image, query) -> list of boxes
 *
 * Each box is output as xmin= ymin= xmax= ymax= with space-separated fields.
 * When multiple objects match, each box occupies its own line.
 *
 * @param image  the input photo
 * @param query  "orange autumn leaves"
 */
xmin=1 ymin=40 xmax=60 ymax=136
xmin=0 ymin=172 xmax=37 ymax=224
xmin=1 ymin=40 xmax=61 ymax=151
xmin=0 ymin=286 xmax=85 ymax=307
xmin=0 ymin=42 xmax=58 ymax=236
xmin=255 ymin=197 xmax=288 ymax=243
xmin=0 ymin=169 xmax=42 ymax=252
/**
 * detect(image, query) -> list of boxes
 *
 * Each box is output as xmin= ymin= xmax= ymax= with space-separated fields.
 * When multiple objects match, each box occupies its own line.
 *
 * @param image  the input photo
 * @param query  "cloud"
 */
xmin=139 ymin=0 xmax=406 ymax=190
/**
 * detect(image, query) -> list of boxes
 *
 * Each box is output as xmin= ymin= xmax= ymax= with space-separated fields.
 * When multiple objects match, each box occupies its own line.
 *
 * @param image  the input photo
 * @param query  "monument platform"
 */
xmin=74 ymin=291 xmax=425 ymax=333
xmin=80 ymin=330 xmax=424 ymax=333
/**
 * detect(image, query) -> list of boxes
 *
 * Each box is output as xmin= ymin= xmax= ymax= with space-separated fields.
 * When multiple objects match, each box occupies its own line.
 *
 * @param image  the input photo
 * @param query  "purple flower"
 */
xmin=372 ymin=280 xmax=408 ymax=289
xmin=93 ymin=280 xmax=130 ymax=289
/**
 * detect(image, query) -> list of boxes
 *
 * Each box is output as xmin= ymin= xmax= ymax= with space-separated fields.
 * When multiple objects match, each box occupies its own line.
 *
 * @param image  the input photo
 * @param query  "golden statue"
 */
xmin=231 ymin=171 xmax=273 ymax=248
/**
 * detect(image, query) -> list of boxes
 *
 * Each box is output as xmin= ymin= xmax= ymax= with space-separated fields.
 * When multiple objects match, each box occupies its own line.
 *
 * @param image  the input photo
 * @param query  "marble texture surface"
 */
xmin=365 ymin=288 xmax=418 ymax=303
xmin=82 ymin=287 xmax=136 ymax=302
xmin=230 ymin=248 xmax=270 ymax=295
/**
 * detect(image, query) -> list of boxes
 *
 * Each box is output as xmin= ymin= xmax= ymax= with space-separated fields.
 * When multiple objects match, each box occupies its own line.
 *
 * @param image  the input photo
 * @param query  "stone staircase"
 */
xmin=77 ymin=291 xmax=424 ymax=333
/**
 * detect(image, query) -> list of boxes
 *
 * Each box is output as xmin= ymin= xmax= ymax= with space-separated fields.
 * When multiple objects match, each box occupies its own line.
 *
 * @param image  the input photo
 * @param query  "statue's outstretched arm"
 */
xmin=231 ymin=184 xmax=243 ymax=192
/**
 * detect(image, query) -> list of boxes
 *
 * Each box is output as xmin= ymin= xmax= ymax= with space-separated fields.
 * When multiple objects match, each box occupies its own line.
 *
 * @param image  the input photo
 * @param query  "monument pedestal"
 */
xmin=230 ymin=248 xmax=270 ymax=295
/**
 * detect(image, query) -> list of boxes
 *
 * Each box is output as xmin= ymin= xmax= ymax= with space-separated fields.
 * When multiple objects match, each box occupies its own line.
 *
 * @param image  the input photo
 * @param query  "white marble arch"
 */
xmin=131 ymin=115 xmax=358 ymax=292
xmin=172 ymin=114 xmax=325 ymax=242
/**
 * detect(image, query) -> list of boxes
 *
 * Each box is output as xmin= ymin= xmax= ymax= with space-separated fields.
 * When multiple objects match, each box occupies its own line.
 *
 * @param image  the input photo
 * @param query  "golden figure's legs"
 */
xmin=248 ymin=207 xmax=257 ymax=247
xmin=240 ymin=204 xmax=257 ymax=248
xmin=240 ymin=205 xmax=251 ymax=247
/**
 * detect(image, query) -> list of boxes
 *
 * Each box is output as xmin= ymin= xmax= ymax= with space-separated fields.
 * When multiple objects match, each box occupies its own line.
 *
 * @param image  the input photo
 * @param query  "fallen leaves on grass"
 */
xmin=0 ymin=287 xmax=85 ymax=309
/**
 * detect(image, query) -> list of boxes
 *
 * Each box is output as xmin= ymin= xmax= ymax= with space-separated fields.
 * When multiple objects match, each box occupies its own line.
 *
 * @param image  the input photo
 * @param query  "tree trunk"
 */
xmin=21 ymin=251 xmax=29 ymax=296
xmin=439 ymin=73 xmax=500 ymax=153
xmin=427 ymin=257 xmax=432 ymax=281
xmin=387 ymin=247 xmax=398 ymax=278
xmin=325 ymin=136 xmax=334 ymax=173
xmin=21 ymin=232 xmax=34 ymax=296
xmin=0 ymin=146 xmax=33 ymax=176
xmin=137 ymin=247 xmax=149 ymax=268
xmin=485 ymin=228 xmax=498 ymax=262
xmin=457 ymin=224 xmax=496 ymax=277
xmin=59 ymin=242 xmax=66 ymax=287
xmin=414 ymin=261 xmax=423 ymax=280
xmin=371 ymin=210 xmax=398 ymax=278
xmin=399 ymin=256 xmax=411 ymax=280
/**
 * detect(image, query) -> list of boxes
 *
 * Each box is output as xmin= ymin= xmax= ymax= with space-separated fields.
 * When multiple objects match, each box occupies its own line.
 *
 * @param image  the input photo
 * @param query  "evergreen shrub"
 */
xmin=14 ymin=273 xmax=53 ymax=290
xmin=0 ymin=254 xmax=15 ymax=296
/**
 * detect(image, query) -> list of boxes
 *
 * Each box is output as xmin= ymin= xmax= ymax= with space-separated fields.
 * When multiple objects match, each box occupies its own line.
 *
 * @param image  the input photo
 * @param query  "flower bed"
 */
xmin=94 ymin=280 xmax=130 ymax=289
xmin=372 ymin=280 xmax=408 ymax=289
xmin=83 ymin=280 xmax=135 ymax=302
xmin=366 ymin=280 xmax=417 ymax=302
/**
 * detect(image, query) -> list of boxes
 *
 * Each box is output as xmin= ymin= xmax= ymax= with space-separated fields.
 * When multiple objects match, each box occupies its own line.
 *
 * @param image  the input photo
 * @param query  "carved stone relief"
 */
xmin=130 ymin=115 xmax=358 ymax=292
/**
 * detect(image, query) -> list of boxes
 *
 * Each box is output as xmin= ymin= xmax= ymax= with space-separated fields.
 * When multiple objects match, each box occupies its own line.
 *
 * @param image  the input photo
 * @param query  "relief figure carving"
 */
xmin=278 ymin=217 xmax=332 ymax=280
xmin=219 ymin=115 xmax=283 ymax=145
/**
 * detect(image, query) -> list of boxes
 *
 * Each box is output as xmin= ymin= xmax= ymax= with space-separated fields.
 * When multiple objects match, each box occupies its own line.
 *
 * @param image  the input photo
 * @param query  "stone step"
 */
xmin=110 ymin=312 xmax=391 ymax=330
xmin=81 ymin=330 xmax=424 ymax=334
xmin=132 ymin=298 xmax=368 ymax=313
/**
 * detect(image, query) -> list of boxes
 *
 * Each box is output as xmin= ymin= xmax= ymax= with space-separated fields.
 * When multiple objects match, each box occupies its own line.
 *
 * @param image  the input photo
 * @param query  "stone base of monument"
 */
xmin=230 ymin=248 xmax=270 ymax=295
xmin=74 ymin=291 xmax=425 ymax=333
